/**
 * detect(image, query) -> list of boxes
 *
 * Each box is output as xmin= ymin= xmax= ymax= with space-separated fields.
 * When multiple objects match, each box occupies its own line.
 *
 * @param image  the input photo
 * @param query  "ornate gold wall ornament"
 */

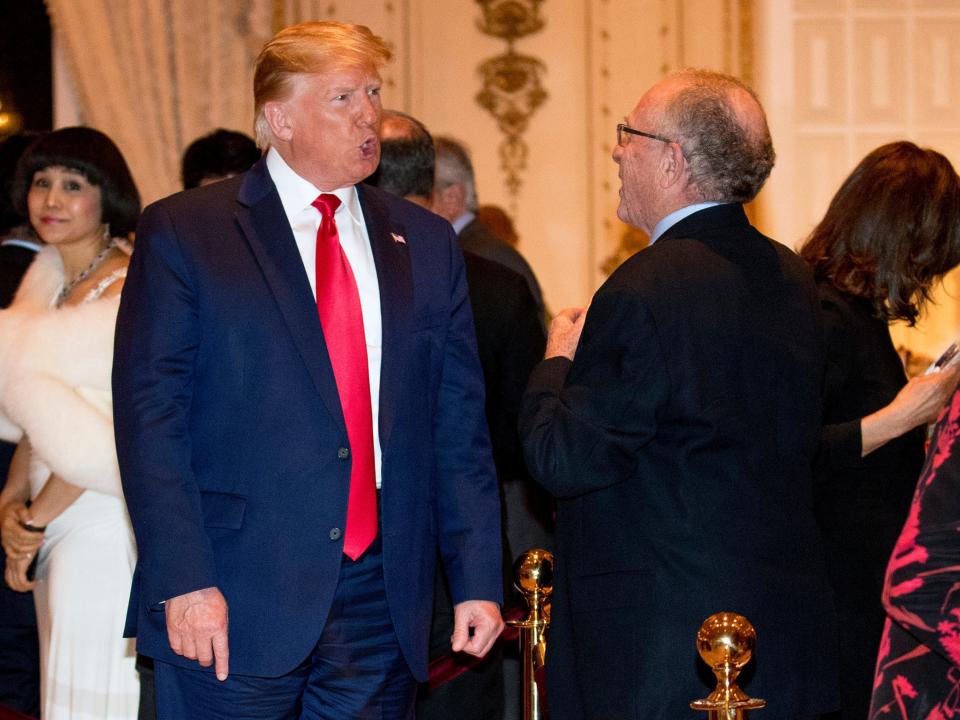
xmin=474 ymin=0 xmax=548 ymax=200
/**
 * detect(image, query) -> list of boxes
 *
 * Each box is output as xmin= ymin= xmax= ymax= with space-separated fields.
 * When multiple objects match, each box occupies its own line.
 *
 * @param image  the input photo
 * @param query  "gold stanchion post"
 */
xmin=690 ymin=612 xmax=766 ymax=720
xmin=507 ymin=549 xmax=553 ymax=720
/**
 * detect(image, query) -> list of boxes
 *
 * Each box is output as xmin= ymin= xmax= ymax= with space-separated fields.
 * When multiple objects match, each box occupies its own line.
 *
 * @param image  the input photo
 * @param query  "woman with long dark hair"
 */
xmin=800 ymin=140 xmax=960 ymax=719
xmin=0 ymin=126 xmax=141 ymax=719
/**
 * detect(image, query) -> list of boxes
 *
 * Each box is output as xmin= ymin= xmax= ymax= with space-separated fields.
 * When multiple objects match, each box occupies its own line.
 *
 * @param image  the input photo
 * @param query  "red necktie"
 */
xmin=312 ymin=193 xmax=377 ymax=560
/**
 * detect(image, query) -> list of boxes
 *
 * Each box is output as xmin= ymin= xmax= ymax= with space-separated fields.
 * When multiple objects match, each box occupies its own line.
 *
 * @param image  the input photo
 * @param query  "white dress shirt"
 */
xmin=266 ymin=148 xmax=384 ymax=488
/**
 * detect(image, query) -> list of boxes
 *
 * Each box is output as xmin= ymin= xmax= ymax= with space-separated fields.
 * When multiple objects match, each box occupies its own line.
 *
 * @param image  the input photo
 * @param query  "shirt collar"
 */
xmin=649 ymin=202 xmax=724 ymax=245
xmin=266 ymin=147 xmax=363 ymax=226
xmin=452 ymin=210 xmax=475 ymax=235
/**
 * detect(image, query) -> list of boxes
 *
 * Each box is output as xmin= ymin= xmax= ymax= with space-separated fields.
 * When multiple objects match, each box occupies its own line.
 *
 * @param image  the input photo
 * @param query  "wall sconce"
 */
xmin=474 ymin=0 xmax=549 ymax=202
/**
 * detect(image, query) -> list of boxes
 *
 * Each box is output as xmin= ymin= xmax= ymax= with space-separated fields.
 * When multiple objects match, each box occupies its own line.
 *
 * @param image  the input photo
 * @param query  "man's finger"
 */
xmin=212 ymin=632 xmax=230 ymax=681
xmin=180 ymin=635 xmax=198 ymax=661
xmin=195 ymin=637 xmax=214 ymax=668
xmin=450 ymin=624 xmax=468 ymax=653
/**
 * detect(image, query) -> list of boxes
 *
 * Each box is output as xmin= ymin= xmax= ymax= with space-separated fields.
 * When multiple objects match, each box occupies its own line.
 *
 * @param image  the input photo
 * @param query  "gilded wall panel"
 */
xmin=758 ymin=0 xmax=960 ymax=358
xmin=794 ymin=20 xmax=846 ymax=124
xmin=914 ymin=19 xmax=960 ymax=126
xmin=792 ymin=133 xmax=847 ymax=242
xmin=852 ymin=19 xmax=907 ymax=124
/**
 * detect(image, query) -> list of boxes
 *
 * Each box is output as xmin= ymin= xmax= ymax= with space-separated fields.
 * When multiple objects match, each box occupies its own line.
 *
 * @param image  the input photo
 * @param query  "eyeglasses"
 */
xmin=616 ymin=123 xmax=676 ymax=148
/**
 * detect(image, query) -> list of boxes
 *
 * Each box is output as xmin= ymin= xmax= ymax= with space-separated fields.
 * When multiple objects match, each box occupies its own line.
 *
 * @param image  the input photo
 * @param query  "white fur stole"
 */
xmin=0 ymin=246 xmax=123 ymax=497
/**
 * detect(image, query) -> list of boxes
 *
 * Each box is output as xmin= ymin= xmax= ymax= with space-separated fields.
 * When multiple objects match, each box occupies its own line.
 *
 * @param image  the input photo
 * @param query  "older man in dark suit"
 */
xmin=113 ymin=22 xmax=502 ymax=720
xmin=519 ymin=69 xmax=839 ymax=720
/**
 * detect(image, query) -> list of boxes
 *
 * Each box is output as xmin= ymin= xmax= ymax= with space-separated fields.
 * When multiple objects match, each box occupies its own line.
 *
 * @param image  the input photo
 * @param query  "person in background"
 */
xmin=869 ymin=382 xmax=960 ymax=719
xmin=369 ymin=109 xmax=549 ymax=720
xmin=114 ymin=22 xmax=502 ymax=720
xmin=519 ymin=69 xmax=840 ymax=720
xmin=433 ymin=136 xmax=545 ymax=326
xmin=799 ymin=141 xmax=960 ymax=720
xmin=0 ymin=131 xmax=41 ymax=718
xmin=475 ymin=205 xmax=518 ymax=248
xmin=180 ymin=128 xmax=260 ymax=189
xmin=0 ymin=126 xmax=141 ymax=720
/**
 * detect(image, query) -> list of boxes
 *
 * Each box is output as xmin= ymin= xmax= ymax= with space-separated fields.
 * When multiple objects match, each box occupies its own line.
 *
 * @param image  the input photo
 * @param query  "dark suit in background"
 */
xmin=0 ymin=237 xmax=40 ymax=717
xmin=419 ymin=252 xmax=548 ymax=720
xmin=459 ymin=219 xmax=545 ymax=327
xmin=370 ymin=110 xmax=547 ymax=720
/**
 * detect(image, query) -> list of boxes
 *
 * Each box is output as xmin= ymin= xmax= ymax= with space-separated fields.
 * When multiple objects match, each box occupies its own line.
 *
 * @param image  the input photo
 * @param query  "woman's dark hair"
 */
xmin=12 ymin=126 xmax=141 ymax=237
xmin=800 ymin=141 xmax=960 ymax=325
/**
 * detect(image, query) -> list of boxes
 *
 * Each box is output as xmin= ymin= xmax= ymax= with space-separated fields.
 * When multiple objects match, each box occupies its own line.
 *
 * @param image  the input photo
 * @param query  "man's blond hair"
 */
xmin=253 ymin=21 xmax=392 ymax=149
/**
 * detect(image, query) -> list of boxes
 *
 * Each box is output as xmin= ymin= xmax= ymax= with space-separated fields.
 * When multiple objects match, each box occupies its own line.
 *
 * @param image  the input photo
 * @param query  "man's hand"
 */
xmin=165 ymin=586 xmax=230 ymax=680
xmin=450 ymin=600 xmax=504 ymax=658
xmin=545 ymin=307 xmax=588 ymax=361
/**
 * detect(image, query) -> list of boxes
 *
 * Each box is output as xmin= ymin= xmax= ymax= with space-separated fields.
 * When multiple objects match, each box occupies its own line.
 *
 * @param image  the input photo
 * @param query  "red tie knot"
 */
xmin=312 ymin=193 xmax=341 ymax=218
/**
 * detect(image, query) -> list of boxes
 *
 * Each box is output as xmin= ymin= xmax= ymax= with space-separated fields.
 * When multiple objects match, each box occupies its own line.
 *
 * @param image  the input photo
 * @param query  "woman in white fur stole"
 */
xmin=0 ymin=128 xmax=142 ymax=720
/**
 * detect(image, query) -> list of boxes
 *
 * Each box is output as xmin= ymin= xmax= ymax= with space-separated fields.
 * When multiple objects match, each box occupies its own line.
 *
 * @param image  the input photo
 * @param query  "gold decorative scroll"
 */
xmin=474 ymin=0 xmax=549 ymax=200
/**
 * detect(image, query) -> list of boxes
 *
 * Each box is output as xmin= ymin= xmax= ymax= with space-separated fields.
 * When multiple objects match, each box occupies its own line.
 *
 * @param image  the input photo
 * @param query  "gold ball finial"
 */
xmin=696 ymin=611 xmax=756 ymax=672
xmin=690 ymin=612 xmax=765 ymax=716
xmin=513 ymin=549 xmax=553 ymax=596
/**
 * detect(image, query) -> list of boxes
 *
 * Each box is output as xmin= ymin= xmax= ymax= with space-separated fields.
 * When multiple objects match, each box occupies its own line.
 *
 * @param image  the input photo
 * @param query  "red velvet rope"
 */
xmin=427 ymin=605 xmax=524 ymax=689
xmin=0 ymin=705 xmax=35 ymax=720
xmin=428 ymin=604 xmax=550 ymax=719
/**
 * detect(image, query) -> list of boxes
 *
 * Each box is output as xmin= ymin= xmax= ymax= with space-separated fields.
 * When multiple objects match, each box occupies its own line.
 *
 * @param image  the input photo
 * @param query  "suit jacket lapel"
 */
xmin=235 ymin=159 xmax=346 ymax=433
xmin=358 ymin=183 xmax=412 ymax=452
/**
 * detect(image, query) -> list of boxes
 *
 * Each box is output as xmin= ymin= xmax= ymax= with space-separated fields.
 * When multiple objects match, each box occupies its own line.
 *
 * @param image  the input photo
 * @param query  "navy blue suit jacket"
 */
xmin=113 ymin=159 xmax=502 ymax=680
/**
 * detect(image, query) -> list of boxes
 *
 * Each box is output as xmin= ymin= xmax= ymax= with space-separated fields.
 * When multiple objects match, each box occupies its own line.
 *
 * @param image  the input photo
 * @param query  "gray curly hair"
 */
xmin=659 ymin=69 xmax=775 ymax=203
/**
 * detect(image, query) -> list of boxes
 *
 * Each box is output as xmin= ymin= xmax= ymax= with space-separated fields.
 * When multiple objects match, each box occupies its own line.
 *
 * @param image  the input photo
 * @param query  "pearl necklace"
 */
xmin=56 ymin=240 xmax=116 ymax=307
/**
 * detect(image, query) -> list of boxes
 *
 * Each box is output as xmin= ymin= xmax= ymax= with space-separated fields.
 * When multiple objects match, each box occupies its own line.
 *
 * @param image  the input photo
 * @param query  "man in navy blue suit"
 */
xmin=113 ymin=21 xmax=503 ymax=719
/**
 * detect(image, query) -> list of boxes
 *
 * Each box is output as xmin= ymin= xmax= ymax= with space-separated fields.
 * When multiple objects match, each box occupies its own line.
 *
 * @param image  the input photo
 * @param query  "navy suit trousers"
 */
xmin=155 ymin=534 xmax=415 ymax=720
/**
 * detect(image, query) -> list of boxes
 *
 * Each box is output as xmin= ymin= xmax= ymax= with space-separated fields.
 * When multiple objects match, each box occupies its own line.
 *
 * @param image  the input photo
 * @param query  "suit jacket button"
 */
xmin=329 ymin=527 xmax=342 ymax=540
xmin=337 ymin=447 xmax=350 ymax=459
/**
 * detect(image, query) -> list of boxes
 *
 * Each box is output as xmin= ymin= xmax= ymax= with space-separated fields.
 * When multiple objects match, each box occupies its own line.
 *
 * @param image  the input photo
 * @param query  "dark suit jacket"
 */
xmin=113 ymin=158 xmax=502 ymax=680
xmin=459 ymin=218 xmax=545 ymax=325
xmin=520 ymin=204 xmax=839 ymax=720
xmin=417 ymin=254 xmax=549 ymax=720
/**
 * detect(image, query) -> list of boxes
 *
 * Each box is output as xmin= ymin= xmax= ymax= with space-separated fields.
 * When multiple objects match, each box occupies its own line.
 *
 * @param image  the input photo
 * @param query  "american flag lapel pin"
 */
xmin=391 ymin=232 xmax=406 ymax=245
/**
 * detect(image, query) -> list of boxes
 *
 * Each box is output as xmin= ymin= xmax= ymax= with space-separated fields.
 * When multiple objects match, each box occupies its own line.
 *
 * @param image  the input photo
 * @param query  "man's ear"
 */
xmin=264 ymin=101 xmax=294 ymax=143
xmin=658 ymin=142 xmax=687 ymax=190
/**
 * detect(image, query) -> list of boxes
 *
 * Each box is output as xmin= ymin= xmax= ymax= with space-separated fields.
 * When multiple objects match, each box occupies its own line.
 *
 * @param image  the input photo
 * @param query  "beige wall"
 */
xmin=52 ymin=0 xmax=959 ymax=354
xmin=756 ymin=0 xmax=960 ymax=359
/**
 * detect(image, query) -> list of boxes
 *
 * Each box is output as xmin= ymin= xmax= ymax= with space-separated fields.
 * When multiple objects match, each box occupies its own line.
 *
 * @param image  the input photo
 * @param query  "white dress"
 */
xmin=0 ymin=247 xmax=139 ymax=720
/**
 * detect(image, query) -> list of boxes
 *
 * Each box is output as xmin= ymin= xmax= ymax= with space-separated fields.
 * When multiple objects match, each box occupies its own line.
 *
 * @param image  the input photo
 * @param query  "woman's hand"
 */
xmin=0 ymin=502 xmax=44 ymax=560
xmin=4 ymin=550 xmax=36 ymax=592
xmin=862 ymin=365 xmax=960 ymax=456
xmin=890 ymin=364 xmax=960 ymax=427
